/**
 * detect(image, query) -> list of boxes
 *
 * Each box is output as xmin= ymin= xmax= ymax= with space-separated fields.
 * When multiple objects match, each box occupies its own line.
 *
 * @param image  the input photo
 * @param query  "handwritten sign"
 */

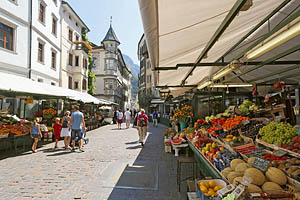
xmin=273 ymin=149 xmax=288 ymax=157
xmin=253 ymin=157 xmax=270 ymax=172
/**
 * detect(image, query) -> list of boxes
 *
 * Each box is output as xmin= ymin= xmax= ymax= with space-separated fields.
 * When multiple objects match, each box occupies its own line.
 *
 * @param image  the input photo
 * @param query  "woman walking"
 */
xmin=30 ymin=118 xmax=42 ymax=153
xmin=137 ymin=109 xmax=149 ymax=147
xmin=117 ymin=109 xmax=123 ymax=129
xmin=61 ymin=111 xmax=71 ymax=149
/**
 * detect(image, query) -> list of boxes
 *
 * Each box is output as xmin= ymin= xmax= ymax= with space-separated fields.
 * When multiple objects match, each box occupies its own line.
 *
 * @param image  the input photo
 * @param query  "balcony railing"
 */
xmin=104 ymin=69 xmax=117 ymax=76
xmin=73 ymin=41 xmax=92 ymax=54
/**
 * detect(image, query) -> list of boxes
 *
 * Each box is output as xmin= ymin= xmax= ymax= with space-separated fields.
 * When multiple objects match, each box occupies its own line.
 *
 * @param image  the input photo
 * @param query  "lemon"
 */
xmin=207 ymin=190 xmax=215 ymax=196
xmin=200 ymin=182 xmax=208 ymax=188
xmin=208 ymin=180 xmax=216 ymax=188
xmin=200 ymin=185 xmax=208 ymax=193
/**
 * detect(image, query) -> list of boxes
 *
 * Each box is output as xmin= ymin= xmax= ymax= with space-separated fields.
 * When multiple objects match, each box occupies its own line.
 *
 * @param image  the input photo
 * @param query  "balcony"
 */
xmin=104 ymin=69 xmax=117 ymax=76
xmin=73 ymin=66 xmax=88 ymax=76
xmin=73 ymin=41 xmax=92 ymax=54
xmin=104 ymin=89 xmax=122 ymax=97
xmin=105 ymin=53 xmax=117 ymax=59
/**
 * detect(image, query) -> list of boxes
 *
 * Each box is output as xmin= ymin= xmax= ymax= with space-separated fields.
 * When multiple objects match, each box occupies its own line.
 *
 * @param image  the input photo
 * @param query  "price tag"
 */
xmin=253 ymin=157 xmax=270 ymax=172
xmin=273 ymin=149 xmax=288 ymax=157
xmin=242 ymin=119 xmax=250 ymax=125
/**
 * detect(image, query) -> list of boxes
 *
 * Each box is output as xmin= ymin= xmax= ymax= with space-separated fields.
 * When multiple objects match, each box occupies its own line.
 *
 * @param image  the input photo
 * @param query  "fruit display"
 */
xmin=259 ymin=122 xmax=296 ymax=145
xmin=238 ymin=99 xmax=258 ymax=115
xmin=222 ymin=116 xmax=249 ymax=130
xmin=197 ymin=180 xmax=224 ymax=197
xmin=0 ymin=124 xmax=29 ymax=136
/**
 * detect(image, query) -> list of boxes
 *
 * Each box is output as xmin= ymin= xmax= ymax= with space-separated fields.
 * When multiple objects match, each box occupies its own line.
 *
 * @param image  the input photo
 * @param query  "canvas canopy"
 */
xmin=138 ymin=0 xmax=300 ymax=97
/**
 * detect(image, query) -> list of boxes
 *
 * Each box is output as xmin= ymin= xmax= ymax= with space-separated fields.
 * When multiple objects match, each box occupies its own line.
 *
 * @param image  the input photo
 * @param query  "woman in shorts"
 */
xmin=117 ymin=109 xmax=123 ymax=129
xmin=30 ymin=118 xmax=42 ymax=153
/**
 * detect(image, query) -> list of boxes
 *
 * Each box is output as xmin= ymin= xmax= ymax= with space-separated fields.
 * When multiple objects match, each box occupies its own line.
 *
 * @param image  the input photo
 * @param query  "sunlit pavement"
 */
xmin=0 ymin=123 xmax=182 ymax=200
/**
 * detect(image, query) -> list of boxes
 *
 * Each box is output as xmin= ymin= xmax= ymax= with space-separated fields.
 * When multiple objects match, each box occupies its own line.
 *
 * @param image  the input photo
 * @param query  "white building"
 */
xmin=92 ymin=24 xmax=132 ymax=110
xmin=30 ymin=0 xmax=61 ymax=85
xmin=0 ymin=0 xmax=30 ymax=77
xmin=60 ymin=1 xmax=89 ymax=92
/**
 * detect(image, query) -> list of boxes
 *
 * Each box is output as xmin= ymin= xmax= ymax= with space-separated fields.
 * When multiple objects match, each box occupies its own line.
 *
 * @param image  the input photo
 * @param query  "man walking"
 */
xmin=137 ymin=109 xmax=149 ymax=147
xmin=152 ymin=110 xmax=158 ymax=127
xmin=69 ymin=105 xmax=86 ymax=152
xmin=124 ymin=108 xmax=131 ymax=129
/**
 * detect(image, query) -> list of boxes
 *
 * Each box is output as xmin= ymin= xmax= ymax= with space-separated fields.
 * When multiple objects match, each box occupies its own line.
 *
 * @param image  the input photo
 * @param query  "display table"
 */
xmin=0 ymin=133 xmax=32 ymax=153
xmin=172 ymin=143 xmax=188 ymax=156
xmin=188 ymin=140 xmax=227 ymax=181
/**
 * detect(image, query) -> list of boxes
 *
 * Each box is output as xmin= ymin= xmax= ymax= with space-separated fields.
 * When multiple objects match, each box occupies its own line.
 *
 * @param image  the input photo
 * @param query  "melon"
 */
xmin=221 ymin=167 xmax=233 ymax=179
xmin=230 ymin=159 xmax=245 ymax=171
xmin=244 ymin=168 xmax=265 ymax=186
xmin=228 ymin=171 xmax=244 ymax=184
xmin=235 ymin=163 xmax=250 ymax=173
xmin=262 ymin=182 xmax=283 ymax=193
xmin=265 ymin=167 xmax=287 ymax=185
xmin=247 ymin=184 xmax=262 ymax=193
xmin=233 ymin=177 xmax=243 ymax=185
xmin=247 ymin=157 xmax=256 ymax=167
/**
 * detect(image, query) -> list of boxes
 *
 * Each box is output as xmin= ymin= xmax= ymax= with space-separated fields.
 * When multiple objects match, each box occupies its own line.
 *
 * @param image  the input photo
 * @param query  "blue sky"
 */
xmin=66 ymin=0 xmax=143 ymax=64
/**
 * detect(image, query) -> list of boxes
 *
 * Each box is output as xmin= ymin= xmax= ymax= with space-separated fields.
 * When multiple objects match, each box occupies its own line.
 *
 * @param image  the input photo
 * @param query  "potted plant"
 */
xmin=173 ymin=106 xmax=193 ymax=131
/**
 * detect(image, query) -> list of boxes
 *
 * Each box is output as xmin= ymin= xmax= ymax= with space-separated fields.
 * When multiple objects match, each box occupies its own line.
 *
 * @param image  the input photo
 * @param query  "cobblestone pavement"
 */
xmin=0 ymin=123 xmax=183 ymax=200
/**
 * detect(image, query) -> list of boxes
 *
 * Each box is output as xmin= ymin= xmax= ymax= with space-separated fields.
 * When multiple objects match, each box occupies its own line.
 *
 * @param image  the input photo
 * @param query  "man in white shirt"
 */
xmin=124 ymin=108 xmax=131 ymax=129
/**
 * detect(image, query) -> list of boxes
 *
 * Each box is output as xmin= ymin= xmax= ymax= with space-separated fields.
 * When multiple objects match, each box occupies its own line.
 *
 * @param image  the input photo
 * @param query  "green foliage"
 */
xmin=81 ymin=27 xmax=95 ymax=95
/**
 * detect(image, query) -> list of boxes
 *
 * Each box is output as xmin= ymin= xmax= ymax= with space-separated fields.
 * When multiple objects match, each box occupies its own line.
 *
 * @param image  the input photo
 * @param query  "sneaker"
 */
xmin=79 ymin=148 xmax=85 ymax=152
xmin=140 ymin=142 xmax=144 ymax=147
xmin=71 ymin=148 xmax=76 ymax=152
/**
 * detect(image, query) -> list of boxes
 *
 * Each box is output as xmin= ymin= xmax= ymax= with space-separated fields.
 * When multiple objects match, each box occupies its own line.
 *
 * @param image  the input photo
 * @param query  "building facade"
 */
xmin=60 ymin=1 xmax=89 ymax=92
xmin=91 ymin=24 xmax=132 ymax=110
xmin=137 ymin=34 xmax=159 ymax=112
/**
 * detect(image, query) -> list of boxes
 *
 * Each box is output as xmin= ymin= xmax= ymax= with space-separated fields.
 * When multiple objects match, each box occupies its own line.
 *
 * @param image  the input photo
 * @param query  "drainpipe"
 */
xmin=28 ymin=0 xmax=33 ymax=79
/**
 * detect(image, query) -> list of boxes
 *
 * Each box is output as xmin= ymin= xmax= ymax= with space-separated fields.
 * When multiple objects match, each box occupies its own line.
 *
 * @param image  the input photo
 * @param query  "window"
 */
xmin=74 ymin=81 xmax=79 ymax=89
xmin=52 ymin=16 xmax=57 ymax=36
xmin=68 ymin=53 xmax=73 ymax=66
xmin=105 ymin=79 xmax=115 ymax=89
xmin=68 ymin=76 xmax=72 ymax=89
xmin=38 ymin=78 xmax=44 ymax=83
xmin=83 ymin=58 xmax=88 ymax=69
xmin=105 ymin=59 xmax=115 ymax=70
xmin=69 ymin=15 xmax=72 ymax=20
xmin=38 ymin=2 xmax=45 ymax=24
xmin=75 ymin=56 xmax=79 ymax=66
xmin=82 ymin=79 xmax=87 ymax=90
xmin=51 ymin=50 xmax=56 ymax=69
xmin=75 ymin=34 xmax=79 ymax=41
xmin=51 ymin=82 xmax=56 ymax=86
xmin=75 ymin=22 xmax=79 ymax=27
xmin=0 ymin=23 xmax=14 ymax=51
xmin=38 ymin=42 xmax=44 ymax=63
xmin=68 ymin=29 xmax=73 ymax=41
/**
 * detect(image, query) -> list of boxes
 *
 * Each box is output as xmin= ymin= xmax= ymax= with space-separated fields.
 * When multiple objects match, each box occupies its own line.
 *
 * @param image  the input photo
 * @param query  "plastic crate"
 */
xmin=195 ymin=179 xmax=227 ymax=200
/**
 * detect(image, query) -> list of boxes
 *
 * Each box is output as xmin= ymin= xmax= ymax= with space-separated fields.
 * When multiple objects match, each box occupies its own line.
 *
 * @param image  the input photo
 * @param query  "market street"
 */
xmin=0 ymin=123 xmax=182 ymax=200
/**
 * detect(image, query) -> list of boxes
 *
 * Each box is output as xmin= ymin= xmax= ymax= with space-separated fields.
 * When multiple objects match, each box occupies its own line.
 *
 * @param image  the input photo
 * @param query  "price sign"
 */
xmin=273 ymin=149 xmax=288 ymax=157
xmin=242 ymin=119 xmax=250 ymax=125
xmin=24 ymin=98 xmax=34 ymax=104
xmin=253 ymin=157 xmax=270 ymax=172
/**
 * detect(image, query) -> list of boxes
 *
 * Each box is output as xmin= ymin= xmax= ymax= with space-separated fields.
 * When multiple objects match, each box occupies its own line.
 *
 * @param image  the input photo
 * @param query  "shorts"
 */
xmin=32 ymin=134 xmax=40 ymax=138
xmin=54 ymin=132 xmax=61 ymax=140
xmin=118 ymin=119 xmax=123 ymax=124
xmin=71 ymin=129 xmax=83 ymax=140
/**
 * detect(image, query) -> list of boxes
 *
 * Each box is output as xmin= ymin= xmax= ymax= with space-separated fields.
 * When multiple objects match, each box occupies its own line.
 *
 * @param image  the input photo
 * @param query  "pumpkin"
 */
xmin=244 ymin=168 xmax=265 ymax=186
xmin=221 ymin=168 xmax=233 ymax=179
xmin=247 ymin=184 xmax=262 ymax=193
xmin=262 ymin=182 xmax=283 ymax=193
xmin=228 ymin=171 xmax=243 ymax=184
xmin=230 ymin=159 xmax=245 ymax=171
xmin=247 ymin=157 xmax=256 ymax=167
xmin=265 ymin=167 xmax=287 ymax=185
xmin=233 ymin=177 xmax=243 ymax=185
xmin=235 ymin=163 xmax=250 ymax=173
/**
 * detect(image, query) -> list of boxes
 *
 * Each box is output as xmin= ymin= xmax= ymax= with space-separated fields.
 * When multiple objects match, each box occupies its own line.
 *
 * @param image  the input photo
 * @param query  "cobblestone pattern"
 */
xmin=0 ymin=123 xmax=184 ymax=200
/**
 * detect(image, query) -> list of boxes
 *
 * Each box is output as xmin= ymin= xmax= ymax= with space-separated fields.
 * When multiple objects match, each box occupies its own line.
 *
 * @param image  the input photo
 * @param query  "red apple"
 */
xmin=294 ymin=143 xmax=300 ymax=149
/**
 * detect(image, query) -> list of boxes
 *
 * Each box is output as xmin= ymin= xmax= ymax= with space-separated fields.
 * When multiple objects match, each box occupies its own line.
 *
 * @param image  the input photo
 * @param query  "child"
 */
xmin=30 ymin=118 xmax=42 ymax=153
xmin=53 ymin=118 xmax=62 ymax=148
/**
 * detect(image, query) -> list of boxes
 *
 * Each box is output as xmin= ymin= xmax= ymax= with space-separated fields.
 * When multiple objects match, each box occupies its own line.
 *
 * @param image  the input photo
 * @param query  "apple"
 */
xmin=292 ymin=149 xmax=298 ymax=153
xmin=293 ymin=136 xmax=300 ymax=143
xmin=294 ymin=143 xmax=300 ymax=149
xmin=286 ymin=146 xmax=293 ymax=151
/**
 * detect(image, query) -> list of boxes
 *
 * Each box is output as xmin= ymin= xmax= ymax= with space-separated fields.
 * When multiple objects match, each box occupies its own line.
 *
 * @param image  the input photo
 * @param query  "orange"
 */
xmin=208 ymin=180 xmax=216 ymax=188
xmin=200 ymin=186 xmax=208 ymax=193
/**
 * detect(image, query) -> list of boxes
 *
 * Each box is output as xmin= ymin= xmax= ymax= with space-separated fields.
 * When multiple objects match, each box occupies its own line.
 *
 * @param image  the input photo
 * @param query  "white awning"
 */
xmin=138 ymin=0 xmax=295 ymax=97
xmin=150 ymin=99 xmax=165 ymax=104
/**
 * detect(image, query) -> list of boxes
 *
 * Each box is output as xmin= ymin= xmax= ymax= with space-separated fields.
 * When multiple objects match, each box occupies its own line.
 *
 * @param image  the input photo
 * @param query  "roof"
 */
xmin=61 ymin=1 xmax=90 ymax=31
xmin=102 ymin=25 xmax=120 ymax=44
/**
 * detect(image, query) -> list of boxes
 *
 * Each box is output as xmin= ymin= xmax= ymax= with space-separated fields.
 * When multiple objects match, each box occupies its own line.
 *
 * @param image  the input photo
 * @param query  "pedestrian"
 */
xmin=61 ymin=111 xmax=71 ymax=149
xmin=137 ymin=109 xmax=149 ymax=147
xmin=30 ymin=118 xmax=42 ymax=153
xmin=69 ymin=105 xmax=86 ymax=152
xmin=117 ymin=109 xmax=123 ymax=129
xmin=152 ymin=110 xmax=158 ymax=127
xmin=53 ymin=118 xmax=62 ymax=149
xmin=125 ymin=108 xmax=131 ymax=129
xmin=113 ymin=108 xmax=118 ymax=124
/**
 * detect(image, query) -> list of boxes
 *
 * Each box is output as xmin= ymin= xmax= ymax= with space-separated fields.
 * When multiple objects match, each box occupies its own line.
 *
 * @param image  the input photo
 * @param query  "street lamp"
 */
xmin=160 ymin=90 xmax=170 ymax=100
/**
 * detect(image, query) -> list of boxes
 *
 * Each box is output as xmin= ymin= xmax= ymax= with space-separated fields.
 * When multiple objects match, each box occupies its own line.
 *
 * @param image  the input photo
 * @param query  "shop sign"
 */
xmin=24 ymin=99 xmax=34 ymax=104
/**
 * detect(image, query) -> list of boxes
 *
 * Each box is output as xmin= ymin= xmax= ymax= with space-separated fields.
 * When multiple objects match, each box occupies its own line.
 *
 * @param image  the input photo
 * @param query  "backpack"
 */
xmin=153 ymin=112 xmax=158 ymax=119
xmin=138 ymin=115 xmax=147 ymax=127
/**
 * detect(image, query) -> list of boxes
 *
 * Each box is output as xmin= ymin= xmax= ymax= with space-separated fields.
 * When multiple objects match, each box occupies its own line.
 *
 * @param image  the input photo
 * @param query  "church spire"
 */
xmin=102 ymin=17 xmax=120 ymax=44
